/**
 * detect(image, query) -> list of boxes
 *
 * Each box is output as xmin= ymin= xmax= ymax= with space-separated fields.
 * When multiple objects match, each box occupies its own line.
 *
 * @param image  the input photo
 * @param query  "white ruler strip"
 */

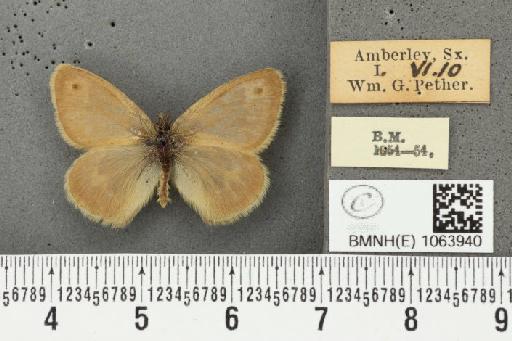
xmin=0 ymin=254 xmax=511 ymax=340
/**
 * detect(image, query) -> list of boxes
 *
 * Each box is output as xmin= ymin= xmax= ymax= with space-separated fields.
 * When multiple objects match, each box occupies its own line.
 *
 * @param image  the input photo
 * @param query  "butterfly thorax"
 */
xmin=145 ymin=113 xmax=187 ymax=208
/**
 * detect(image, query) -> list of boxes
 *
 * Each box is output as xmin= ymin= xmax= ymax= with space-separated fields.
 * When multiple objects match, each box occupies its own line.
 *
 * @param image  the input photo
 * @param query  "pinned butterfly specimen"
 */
xmin=50 ymin=65 xmax=285 ymax=227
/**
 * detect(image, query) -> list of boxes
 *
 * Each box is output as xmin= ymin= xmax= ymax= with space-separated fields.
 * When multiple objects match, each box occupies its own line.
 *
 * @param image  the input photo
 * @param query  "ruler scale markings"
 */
xmin=139 ymin=260 xmax=145 ymax=303
xmin=221 ymin=257 xmax=225 ymax=287
xmin=194 ymin=257 xmax=197 ymax=286
xmin=463 ymin=257 xmax=467 ymax=287
xmin=319 ymin=264 xmax=324 ymax=304
xmin=213 ymin=256 xmax=216 ymax=286
xmin=364 ymin=258 xmax=368 ymax=290
xmin=373 ymin=258 xmax=376 ymax=287
xmin=408 ymin=258 xmax=413 ymax=305
xmin=491 ymin=259 xmax=494 ymax=287
xmin=239 ymin=256 xmax=243 ymax=286
xmin=418 ymin=257 xmax=421 ymax=286
xmin=454 ymin=258 xmax=458 ymax=290
xmin=130 ymin=256 xmax=134 ymax=286
xmin=22 ymin=257 xmax=26 ymax=287
xmin=177 ymin=259 xmax=180 ymax=286
xmin=121 ymin=257 xmax=125 ymax=286
xmin=336 ymin=257 xmax=340 ymax=286
xmin=274 ymin=259 xmax=279 ymax=289
xmin=68 ymin=258 xmax=71 ymax=286
xmin=400 ymin=257 xmax=403 ymax=287
xmin=4 ymin=262 xmax=7 ymax=289
xmin=168 ymin=256 xmax=171 ymax=286
xmin=257 ymin=257 xmax=260 ymax=286
xmin=76 ymin=257 xmax=80 ymax=286
xmin=382 ymin=257 xmax=386 ymax=286
xmin=509 ymin=257 xmax=511 ymax=287
xmin=249 ymin=256 xmax=253 ymax=286
xmin=185 ymin=258 xmax=189 ymax=289
xmin=229 ymin=264 xmax=234 ymax=303
xmin=347 ymin=257 xmax=350 ymax=286
xmin=31 ymin=255 xmax=35 ymax=286
xmin=481 ymin=258 xmax=485 ymax=287
xmin=311 ymin=256 xmax=315 ymax=286
xmin=391 ymin=257 xmax=394 ymax=286
xmin=113 ymin=256 xmax=116 ymax=286
xmin=266 ymin=257 xmax=269 ymax=287
xmin=57 ymin=256 xmax=62 ymax=287
xmin=284 ymin=256 xmax=288 ymax=286
xmin=5 ymin=255 xmax=512 ymax=338
xmin=104 ymin=257 xmax=107 ymax=286
xmin=85 ymin=257 xmax=89 ymax=286
xmin=49 ymin=258 xmax=54 ymax=302
xmin=443 ymin=258 xmax=447 ymax=287
xmin=426 ymin=257 xmax=430 ymax=287
xmin=150 ymin=257 xmax=154 ymax=287
xmin=301 ymin=257 xmax=305 ymax=286
xmin=499 ymin=258 xmax=504 ymax=304
xmin=328 ymin=257 xmax=332 ymax=287
xmin=203 ymin=257 xmax=206 ymax=286
xmin=40 ymin=257 xmax=44 ymax=286
xmin=355 ymin=257 xmax=359 ymax=287
xmin=14 ymin=256 xmax=16 ymax=286
xmin=432 ymin=257 xmax=437 ymax=287
xmin=94 ymin=257 xmax=98 ymax=290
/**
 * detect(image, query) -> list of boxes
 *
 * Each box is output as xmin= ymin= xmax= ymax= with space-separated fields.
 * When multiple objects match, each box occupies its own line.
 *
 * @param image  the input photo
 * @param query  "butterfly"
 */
xmin=50 ymin=65 xmax=285 ymax=228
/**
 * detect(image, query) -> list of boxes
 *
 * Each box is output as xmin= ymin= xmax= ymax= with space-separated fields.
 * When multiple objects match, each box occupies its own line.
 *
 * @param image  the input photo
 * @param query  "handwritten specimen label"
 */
xmin=330 ymin=39 xmax=490 ymax=103
xmin=331 ymin=117 xmax=449 ymax=169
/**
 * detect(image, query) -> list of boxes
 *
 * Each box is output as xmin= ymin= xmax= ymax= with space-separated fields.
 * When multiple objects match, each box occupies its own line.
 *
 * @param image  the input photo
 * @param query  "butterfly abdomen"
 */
xmin=157 ymin=166 xmax=170 ymax=208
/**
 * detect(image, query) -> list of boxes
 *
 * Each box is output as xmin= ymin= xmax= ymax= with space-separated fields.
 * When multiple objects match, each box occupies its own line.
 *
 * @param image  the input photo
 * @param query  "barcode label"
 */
xmin=329 ymin=180 xmax=493 ymax=253
xmin=433 ymin=183 xmax=484 ymax=233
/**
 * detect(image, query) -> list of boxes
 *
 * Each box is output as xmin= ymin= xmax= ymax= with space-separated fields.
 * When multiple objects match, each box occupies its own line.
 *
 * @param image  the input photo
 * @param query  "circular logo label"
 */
xmin=341 ymin=185 xmax=384 ymax=219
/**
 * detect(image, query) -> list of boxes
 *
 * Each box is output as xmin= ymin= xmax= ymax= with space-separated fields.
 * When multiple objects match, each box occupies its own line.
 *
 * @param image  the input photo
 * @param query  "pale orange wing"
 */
xmin=173 ymin=145 xmax=268 ymax=225
xmin=172 ymin=68 xmax=285 ymax=153
xmin=172 ymin=69 xmax=285 ymax=224
xmin=51 ymin=64 xmax=155 ymax=149
xmin=65 ymin=145 xmax=160 ymax=228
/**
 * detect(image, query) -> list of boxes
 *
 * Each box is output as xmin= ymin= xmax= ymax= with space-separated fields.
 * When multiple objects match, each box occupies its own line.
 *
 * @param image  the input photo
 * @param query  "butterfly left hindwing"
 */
xmin=65 ymin=145 xmax=160 ymax=228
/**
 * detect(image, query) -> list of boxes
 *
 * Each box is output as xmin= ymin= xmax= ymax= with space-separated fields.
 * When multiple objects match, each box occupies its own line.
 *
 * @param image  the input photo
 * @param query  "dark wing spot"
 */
xmin=254 ymin=87 xmax=263 ymax=95
xmin=71 ymin=83 xmax=79 ymax=90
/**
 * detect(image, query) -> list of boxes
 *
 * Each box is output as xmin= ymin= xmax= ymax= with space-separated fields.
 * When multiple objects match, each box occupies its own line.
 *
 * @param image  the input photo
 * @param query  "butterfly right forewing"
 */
xmin=173 ymin=68 xmax=285 ymax=153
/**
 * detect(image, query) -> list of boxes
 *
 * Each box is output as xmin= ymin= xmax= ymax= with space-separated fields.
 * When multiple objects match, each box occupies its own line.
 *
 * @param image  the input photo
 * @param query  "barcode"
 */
xmin=433 ymin=183 xmax=483 ymax=233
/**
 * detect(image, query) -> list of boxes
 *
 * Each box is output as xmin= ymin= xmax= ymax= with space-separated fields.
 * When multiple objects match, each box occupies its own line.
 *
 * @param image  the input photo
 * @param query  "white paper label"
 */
xmin=329 ymin=180 xmax=493 ymax=253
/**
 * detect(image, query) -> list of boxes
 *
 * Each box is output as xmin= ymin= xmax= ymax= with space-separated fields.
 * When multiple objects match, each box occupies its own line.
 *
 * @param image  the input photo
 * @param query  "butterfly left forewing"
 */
xmin=65 ymin=145 xmax=160 ymax=228
xmin=51 ymin=64 xmax=155 ymax=150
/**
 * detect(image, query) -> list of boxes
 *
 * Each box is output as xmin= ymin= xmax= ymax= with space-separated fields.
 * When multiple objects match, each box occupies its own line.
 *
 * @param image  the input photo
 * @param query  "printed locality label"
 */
xmin=331 ymin=117 xmax=449 ymax=169
xmin=328 ymin=180 xmax=493 ymax=253
xmin=330 ymin=39 xmax=491 ymax=103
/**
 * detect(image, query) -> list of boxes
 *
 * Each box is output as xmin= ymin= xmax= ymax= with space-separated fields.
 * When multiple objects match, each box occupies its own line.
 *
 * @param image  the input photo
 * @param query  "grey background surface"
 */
xmin=0 ymin=0 xmax=326 ymax=253
xmin=327 ymin=1 xmax=512 ymax=254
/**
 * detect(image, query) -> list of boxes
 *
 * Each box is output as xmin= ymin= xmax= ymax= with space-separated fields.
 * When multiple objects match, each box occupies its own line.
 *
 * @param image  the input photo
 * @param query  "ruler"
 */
xmin=1 ymin=255 xmax=512 ymax=340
